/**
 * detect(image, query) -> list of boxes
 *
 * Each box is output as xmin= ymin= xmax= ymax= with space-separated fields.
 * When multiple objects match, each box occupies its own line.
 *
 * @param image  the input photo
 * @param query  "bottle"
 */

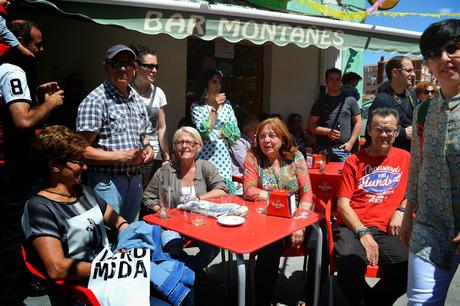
xmin=305 ymin=147 xmax=314 ymax=168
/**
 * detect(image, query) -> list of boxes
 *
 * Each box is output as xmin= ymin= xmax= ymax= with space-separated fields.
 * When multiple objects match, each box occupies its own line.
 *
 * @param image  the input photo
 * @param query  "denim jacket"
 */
xmin=116 ymin=221 xmax=194 ymax=306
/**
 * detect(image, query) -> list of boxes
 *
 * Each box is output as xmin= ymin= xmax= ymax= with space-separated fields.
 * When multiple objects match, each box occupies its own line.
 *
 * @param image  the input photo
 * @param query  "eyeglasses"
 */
xmin=371 ymin=126 xmax=399 ymax=135
xmin=138 ymin=62 xmax=160 ymax=71
xmin=425 ymin=41 xmax=460 ymax=61
xmin=175 ymin=140 xmax=199 ymax=148
xmin=107 ymin=60 xmax=135 ymax=70
xmin=68 ymin=158 xmax=85 ymax=165
xmin=423 ymin=89 xmax=436 ymax=95
xmin=398 ymin=68 xmax=415 ymax=73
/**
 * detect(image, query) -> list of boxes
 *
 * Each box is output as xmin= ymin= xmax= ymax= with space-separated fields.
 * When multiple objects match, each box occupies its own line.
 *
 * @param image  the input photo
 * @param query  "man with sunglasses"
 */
xmin=76 ymin=44 xmax=154 ymax=224
xmin=401 ymin=19 xmax=460 ymax=305
xmin=0 ymin=20 xmax=64 ymax=304
xmin=366 ymin=56 xmax=418 ymax=152
xmin=335 ymin=107 xmax=410 ymax=306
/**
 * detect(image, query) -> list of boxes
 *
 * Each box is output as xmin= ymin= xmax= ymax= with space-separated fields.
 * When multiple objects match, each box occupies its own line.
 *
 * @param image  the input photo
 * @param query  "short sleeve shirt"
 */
xmin=336 ymin=147 xmax=410 ymax=232
xmin=310 ymin=94 xmax=361 ymax=148
xmin=0 ymin=63 xmax=32 ymax=105
xmin=22 ymin=186 xmax=110 ymax=262
xmin=76 ymin=80 xmax=152 ymax=173
xmin=0 ymin=63 xmax=33 ymax=182
xmin=133 ymin=85 xmax=167 ymax=160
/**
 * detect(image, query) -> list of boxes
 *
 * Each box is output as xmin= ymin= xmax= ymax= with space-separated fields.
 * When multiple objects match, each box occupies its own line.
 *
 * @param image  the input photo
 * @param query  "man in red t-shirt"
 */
xmin=335 ymin=107 xmax=409 ymax=306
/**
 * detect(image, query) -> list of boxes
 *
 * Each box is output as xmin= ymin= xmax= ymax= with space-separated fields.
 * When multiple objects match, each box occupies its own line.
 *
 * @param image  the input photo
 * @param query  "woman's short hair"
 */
xmin=253 ymin=118 xmax=297 ymax=162
xmin=420 ymin=19 xmax=460 ymax=59
xmin=414 ymin=81 xmax=437 ymax=97
xmin=31 ymin=125 xmax=88 ymax=174
xmin=172 ymin=126 xmax=203 ymax=150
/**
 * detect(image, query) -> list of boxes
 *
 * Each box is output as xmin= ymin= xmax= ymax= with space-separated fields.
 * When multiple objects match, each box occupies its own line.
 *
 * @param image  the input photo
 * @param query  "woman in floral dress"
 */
xmin=191 ymin=69 xmax=240 ymax=193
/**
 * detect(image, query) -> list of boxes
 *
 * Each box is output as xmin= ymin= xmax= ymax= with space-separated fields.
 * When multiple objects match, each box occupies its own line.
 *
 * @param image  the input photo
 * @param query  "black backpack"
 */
xmin=416 ymin=100 xmax=431 ymax=161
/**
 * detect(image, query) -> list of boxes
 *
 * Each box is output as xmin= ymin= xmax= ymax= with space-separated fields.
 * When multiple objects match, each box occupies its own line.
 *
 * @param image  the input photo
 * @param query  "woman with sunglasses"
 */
xmin=191 ymin=69 xmax=240 ymax=194
xmin=22 ymin=126 xmax=129 ymax=304
xmin=414 ymin=81 xmax=437 ymax=103
xmin=143 ymin=126 xmax=228 ymax=273
xmin=130 ymin=45 xmax=170 ymax=187
xmin=400 ymin=19 xmax=460 ymax=305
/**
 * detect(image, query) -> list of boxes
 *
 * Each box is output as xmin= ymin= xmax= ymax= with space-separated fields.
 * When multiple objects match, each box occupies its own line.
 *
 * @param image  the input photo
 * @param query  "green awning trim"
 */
xmin=37 ymin=0 xmax=421 ymax=54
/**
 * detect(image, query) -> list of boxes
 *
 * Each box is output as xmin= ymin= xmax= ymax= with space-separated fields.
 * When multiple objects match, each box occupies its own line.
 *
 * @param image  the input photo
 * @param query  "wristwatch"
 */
xmin=355 ymin=227 xmax=371 ymax=239
xmin=396 ymin=206 xmax=405 ymax=213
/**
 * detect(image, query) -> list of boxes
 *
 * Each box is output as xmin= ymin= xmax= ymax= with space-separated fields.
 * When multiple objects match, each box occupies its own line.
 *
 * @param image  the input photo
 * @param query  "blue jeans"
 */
xmin=161 ymin=230 xmax=220 ymax=272
xmin=88 ymin=172 xmax=143 ymax=223
xmin=407 ymin=252 xmax=460 ymax=305
xmin=329 ymin=147 xmax=351 ymax=162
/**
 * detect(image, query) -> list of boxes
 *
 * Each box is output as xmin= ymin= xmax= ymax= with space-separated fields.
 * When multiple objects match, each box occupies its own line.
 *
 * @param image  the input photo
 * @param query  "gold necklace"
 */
xmin=44 ymin=189 xmax=74 ymax=198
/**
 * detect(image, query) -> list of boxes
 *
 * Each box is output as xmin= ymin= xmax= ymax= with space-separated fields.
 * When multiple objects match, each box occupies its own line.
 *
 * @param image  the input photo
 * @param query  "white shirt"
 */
xmin=0 ymin=63 xmax=32 ymax=105
xmin=133 ymin=84 xmax=167 ymax=160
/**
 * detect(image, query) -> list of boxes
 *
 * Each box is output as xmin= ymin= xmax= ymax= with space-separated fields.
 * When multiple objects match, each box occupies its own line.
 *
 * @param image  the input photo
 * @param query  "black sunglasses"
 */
xmin=108 ymin=60 xmax=135 ymax=69
xmin=137 ymin=62 xmax=160 ymax=70
xmin=423 ymin=89 xmax=436 ymax=95
xmin=425 ymin=41 xmax=460 ymax=60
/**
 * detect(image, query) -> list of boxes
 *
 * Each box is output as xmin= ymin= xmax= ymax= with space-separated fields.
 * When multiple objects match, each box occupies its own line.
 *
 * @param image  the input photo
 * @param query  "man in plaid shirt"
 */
xmin=76 ymin=44 xmax=154 ymax=222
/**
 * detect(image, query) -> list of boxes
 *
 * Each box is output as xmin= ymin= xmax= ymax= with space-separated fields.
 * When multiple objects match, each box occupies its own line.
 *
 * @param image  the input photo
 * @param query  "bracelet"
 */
xmin=355 ymin=227 xmax=371 ymax=239
xmin=116 ymin=221 xmax=129 ymax=233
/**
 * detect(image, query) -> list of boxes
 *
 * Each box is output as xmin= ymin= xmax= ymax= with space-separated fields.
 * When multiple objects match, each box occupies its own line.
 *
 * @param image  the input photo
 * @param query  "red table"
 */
xmin=143 ymin=195 xmax=323 ymax=306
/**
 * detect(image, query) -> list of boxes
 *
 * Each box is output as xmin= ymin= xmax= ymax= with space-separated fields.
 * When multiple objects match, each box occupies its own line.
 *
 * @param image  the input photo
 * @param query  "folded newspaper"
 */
xmin=177 ymin=200 xmax=248 ymax=218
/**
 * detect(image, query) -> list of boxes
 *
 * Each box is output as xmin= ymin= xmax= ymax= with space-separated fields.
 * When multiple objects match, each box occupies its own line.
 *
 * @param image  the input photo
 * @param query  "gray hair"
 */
xmin=172 ymin=126 xmax=203 ymax=150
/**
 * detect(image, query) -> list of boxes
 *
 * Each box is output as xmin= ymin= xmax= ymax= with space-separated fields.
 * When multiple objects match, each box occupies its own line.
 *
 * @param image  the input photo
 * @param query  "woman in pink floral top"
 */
xmin=243 ymin=117 xmax=313 ymax=305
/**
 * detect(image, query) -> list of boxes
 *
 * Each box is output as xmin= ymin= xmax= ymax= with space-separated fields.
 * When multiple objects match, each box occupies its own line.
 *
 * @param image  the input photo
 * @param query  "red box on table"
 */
xmin=267 ymin=189 xmax=297 ymax=218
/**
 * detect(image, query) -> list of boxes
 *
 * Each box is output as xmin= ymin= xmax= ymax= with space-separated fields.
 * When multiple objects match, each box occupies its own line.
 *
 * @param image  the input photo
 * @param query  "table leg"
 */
xmin=236 ymin=254 xmax=246 ymax=306
xmin=312 ymin=222 xmax=323 ymax=306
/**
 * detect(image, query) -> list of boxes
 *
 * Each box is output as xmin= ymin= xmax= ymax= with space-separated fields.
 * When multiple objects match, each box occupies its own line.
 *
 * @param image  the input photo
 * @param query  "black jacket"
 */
xmin=365 ymin=82 xmax=418 ymax=152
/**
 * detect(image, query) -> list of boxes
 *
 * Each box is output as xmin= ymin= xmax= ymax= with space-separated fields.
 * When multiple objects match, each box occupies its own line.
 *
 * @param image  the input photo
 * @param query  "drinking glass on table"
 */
xmin=190 ymin=203 xmax=207 ymax=226
xmin=179 ymin=182 xmax=193 ymax=218
xmin=255 ymin=191 xmax=270 ymax=214
xmin=160 ymin=187 xmax=172 ymax=219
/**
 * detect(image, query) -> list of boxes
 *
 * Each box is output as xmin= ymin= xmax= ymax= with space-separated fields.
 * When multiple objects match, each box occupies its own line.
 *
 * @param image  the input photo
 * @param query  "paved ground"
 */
xmin=24 ymin=251 xmax=460 ymax=306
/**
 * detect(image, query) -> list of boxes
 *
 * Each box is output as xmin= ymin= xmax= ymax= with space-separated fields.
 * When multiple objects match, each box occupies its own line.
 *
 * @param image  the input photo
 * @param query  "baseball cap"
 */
xmin=105 ymin=44 xmax=136 ymax=60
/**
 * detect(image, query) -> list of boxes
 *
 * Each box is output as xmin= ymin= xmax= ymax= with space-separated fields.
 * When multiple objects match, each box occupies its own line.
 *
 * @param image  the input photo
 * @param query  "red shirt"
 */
xmin=336 ymin=147 xmax=410 ymax=233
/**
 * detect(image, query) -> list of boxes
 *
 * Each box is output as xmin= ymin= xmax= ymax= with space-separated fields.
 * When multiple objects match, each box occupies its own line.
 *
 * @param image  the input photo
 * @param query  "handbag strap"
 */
xmin=147 ymin=85 xmax=157 ymax=111
xmin=330 ymin=94 xmax=347 ymax=130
